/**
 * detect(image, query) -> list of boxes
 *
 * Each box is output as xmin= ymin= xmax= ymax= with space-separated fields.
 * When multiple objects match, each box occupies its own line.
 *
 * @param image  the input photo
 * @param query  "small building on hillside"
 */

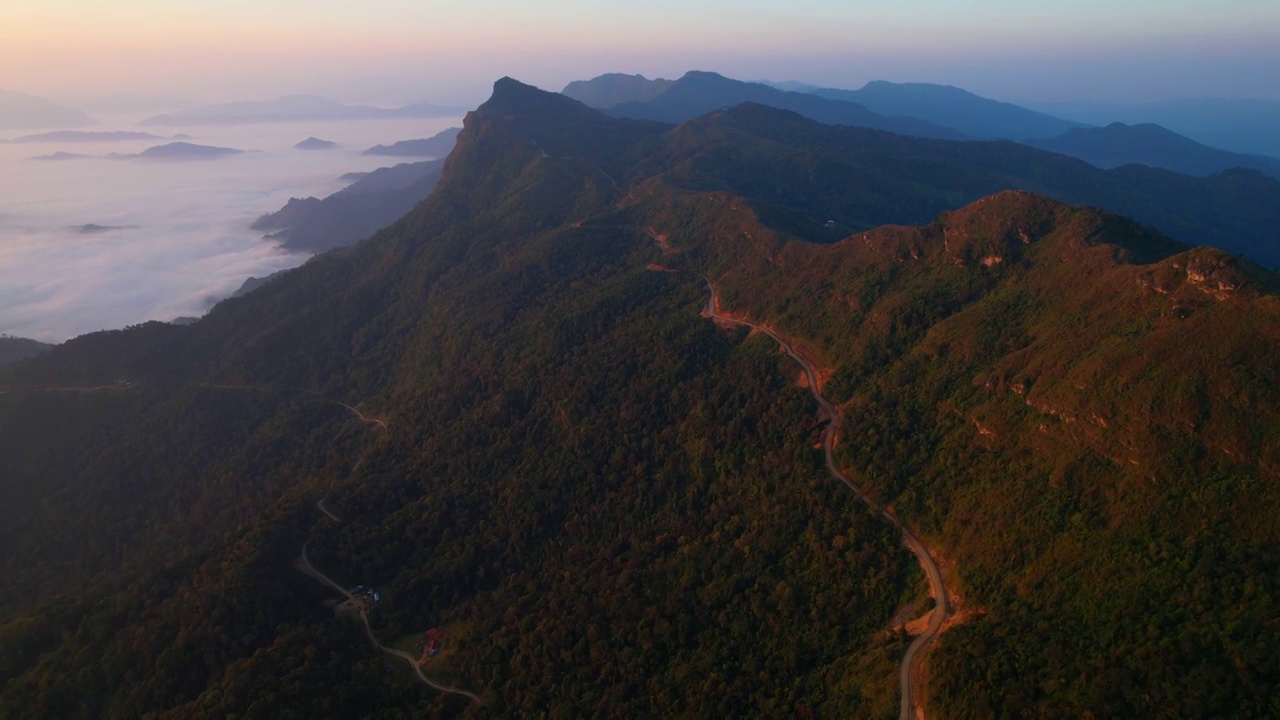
xmin=423 ymin=627 xmax=446 ymax=657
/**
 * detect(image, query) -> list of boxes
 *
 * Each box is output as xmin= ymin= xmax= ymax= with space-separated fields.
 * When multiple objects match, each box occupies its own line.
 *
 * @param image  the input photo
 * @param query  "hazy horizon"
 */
xmin=4 ymin=1 xmax=1279 ymax=108
xmin=3 ymin=0 xmax=1278 ymax=343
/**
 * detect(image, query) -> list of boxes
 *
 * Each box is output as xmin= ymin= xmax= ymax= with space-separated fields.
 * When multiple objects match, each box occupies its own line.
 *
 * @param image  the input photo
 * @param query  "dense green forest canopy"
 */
xmin=2 ymin=78 xmax=1278 ymax=717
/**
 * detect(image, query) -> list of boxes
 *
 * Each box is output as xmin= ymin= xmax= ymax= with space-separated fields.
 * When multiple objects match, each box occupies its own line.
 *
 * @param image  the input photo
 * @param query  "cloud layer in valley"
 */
xmin=0 ymin=116 xmax=460 ymax=342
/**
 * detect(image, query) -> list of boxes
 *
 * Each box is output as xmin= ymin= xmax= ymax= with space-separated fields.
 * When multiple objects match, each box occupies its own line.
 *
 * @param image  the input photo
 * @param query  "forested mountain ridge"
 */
xmin=4 ymin=80 xmax=912 ymax=716
xmin=251 ymin=158 xmax=446 ymax=253
xmin=0 ymin=336 xmax=52 ymax=367
xmin=601 ymin=70 xmax=967 ymax=140
xmin=630 ymin=185 xmax=1280 ymax=714
xmin=563 ymin=72 xmax=1280 ymax=268
xmin=362 ymin=126 xmax=461 ymax=158
xmin=803 ymin=80 xmax=1083 ymax=140
xmin=1029 ymin=122 xmax=1280 ymax=179
xmin=561 ymin=72 xmax=674 ymax=109
xmin=2 ymin=78 xmax=1279 ymax=718
xmin=628 ymin=101 xmax=1280 ymax=268
xmin=565 ymin=72 xmax=1081 ymax=140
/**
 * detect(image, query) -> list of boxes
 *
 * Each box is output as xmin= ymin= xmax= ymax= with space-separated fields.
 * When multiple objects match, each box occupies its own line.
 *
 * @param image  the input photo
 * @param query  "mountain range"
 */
xmin=295 ymin=137 xmax=338 ymax=151
xmin=561 ymin=72 xmax=676 ymax=108
xmin=136 ymin=95 xmax=464 ymax=126
xmin=249 ymin=127 xmax=463 ymax=255
xmin=1034 ymin=97 xmax=1280 ymax=159
xmin=629 ymin=100 xmax=1280 ymax=267
xmin=77 ymin=92 xmax=196 ymax=115
xmin=1028 ymin=122 xmax=1280 ymax=179
xmin=568 ymin=70 xmax=966 ymax=139
xmin=773 ymin=79 xmax=1085 ymax=140
xmin=111 ymin=141 xmax=245 ymax=160
xmin=30 ymin=151 xmax=90 ymax=161
xmin=566 ymin=72 xmax=1280 ymax=180
xmin=30 ymin=141 xmax=247 ymax=161
xmin=2 ymin=77 xmax=1278 ymax=718
xmin=0 ymin=336 xmax=52 ymax=367
xmin=0 ymin=89 xmax=97 ymax=131
xmin=362 ymin=127 xmax=461 ymax=157
xmin=251 ymin=159 xmax=445 ymax=253
xmin=1 ymin=130 xmax=182 ymax=143
xmin=566 ymin=72 xmax=1081 ymax=140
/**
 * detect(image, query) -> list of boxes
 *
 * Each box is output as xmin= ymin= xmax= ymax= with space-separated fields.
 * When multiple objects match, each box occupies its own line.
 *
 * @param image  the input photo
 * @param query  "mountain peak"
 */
xmin=295 ymin=136 xmax=337 ymax=150
xmin=680 ymin=70 xmax=730 ymax=81
xmin=859 ymin=80 xmax=975 ymax=99
xmin=0 ymin=88 xmax=98 ymax=130
xmin=600 ymin=70 xmax=964 ymax=139
xmin=939 ymin=190 xmax=1188 ymax=266
xmin=483 ymin=77 xmax=591 ymax=117
xmin=473 ymin=77 xmax=666 ymax=155
xmin=1032 ymin=121 xmax=1280 ymax=179
xmin=936 ymin=190 xmax=1068 ymax=247
xmin=952 ymin=188 xmax=1054 ymax=213
xmin=492 ymin=76 xmax=534 ymax=95
xmin=1101 ymin=121 xmax=1168 ymax=134
xmin=560 ymin=73 xmax=675 ymax=109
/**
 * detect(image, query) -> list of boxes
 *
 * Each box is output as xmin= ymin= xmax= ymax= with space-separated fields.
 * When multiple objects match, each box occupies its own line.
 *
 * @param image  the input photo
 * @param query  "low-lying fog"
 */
xmin=0 ymin=114 xmax=461 ymax=343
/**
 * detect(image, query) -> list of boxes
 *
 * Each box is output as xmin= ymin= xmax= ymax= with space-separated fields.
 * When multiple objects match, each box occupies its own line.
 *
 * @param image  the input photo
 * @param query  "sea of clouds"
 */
xmin=0 ymin=115 xmax=460 ymax=343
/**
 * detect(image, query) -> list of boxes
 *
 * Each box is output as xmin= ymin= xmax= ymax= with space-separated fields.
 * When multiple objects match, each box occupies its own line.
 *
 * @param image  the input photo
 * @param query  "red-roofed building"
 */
xmin=423 ymin=628 xmax=445 ymax=657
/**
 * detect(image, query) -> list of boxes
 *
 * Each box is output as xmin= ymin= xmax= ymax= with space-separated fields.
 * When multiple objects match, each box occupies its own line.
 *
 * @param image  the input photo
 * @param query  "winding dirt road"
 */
xmin=203 ymin=385 xmax=388 ymax=430
xmin=315 ymin=498 xmax=340 ymax=522
xmin=291 ymin=397 xmax=473 ymax=704
xmin=336 ymin=402 xmax=389 ymax=429
xmin=0 ymin=382 xmax=142 ymax=394
xmin=698 ymin=276 xmax=950 ymax=720
xmin=298 ymin=543 xmax=482 ymax=704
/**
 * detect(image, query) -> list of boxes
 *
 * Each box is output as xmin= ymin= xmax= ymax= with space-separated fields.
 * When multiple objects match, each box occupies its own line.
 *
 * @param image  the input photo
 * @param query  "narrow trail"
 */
xmin=583 ymin=159 xmax=621 ymax=195
xmin=201 ymin=384 xmax=468 ymax=703
xmin=697 ymin=276 xmax=951 ymax=720
xmin=297 ymin=543 xmax=482 ymax=704
xmin=204 ymin=384 xmax=391 ymax=430
xmin=205 ymin=385 xmax=390 ymax=430
xmin=529 ymin=139 xmax=621 ymax=196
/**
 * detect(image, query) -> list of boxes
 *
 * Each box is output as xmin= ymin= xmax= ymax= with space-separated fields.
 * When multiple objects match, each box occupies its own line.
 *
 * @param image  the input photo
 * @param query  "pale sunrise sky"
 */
xmin=3 ymin=0 xmax=1278 ymax=104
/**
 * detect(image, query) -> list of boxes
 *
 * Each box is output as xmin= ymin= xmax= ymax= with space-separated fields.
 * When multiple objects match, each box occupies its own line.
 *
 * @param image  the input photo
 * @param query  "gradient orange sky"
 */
xmin=3 ymin=0 xmax=1277 ymax=103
